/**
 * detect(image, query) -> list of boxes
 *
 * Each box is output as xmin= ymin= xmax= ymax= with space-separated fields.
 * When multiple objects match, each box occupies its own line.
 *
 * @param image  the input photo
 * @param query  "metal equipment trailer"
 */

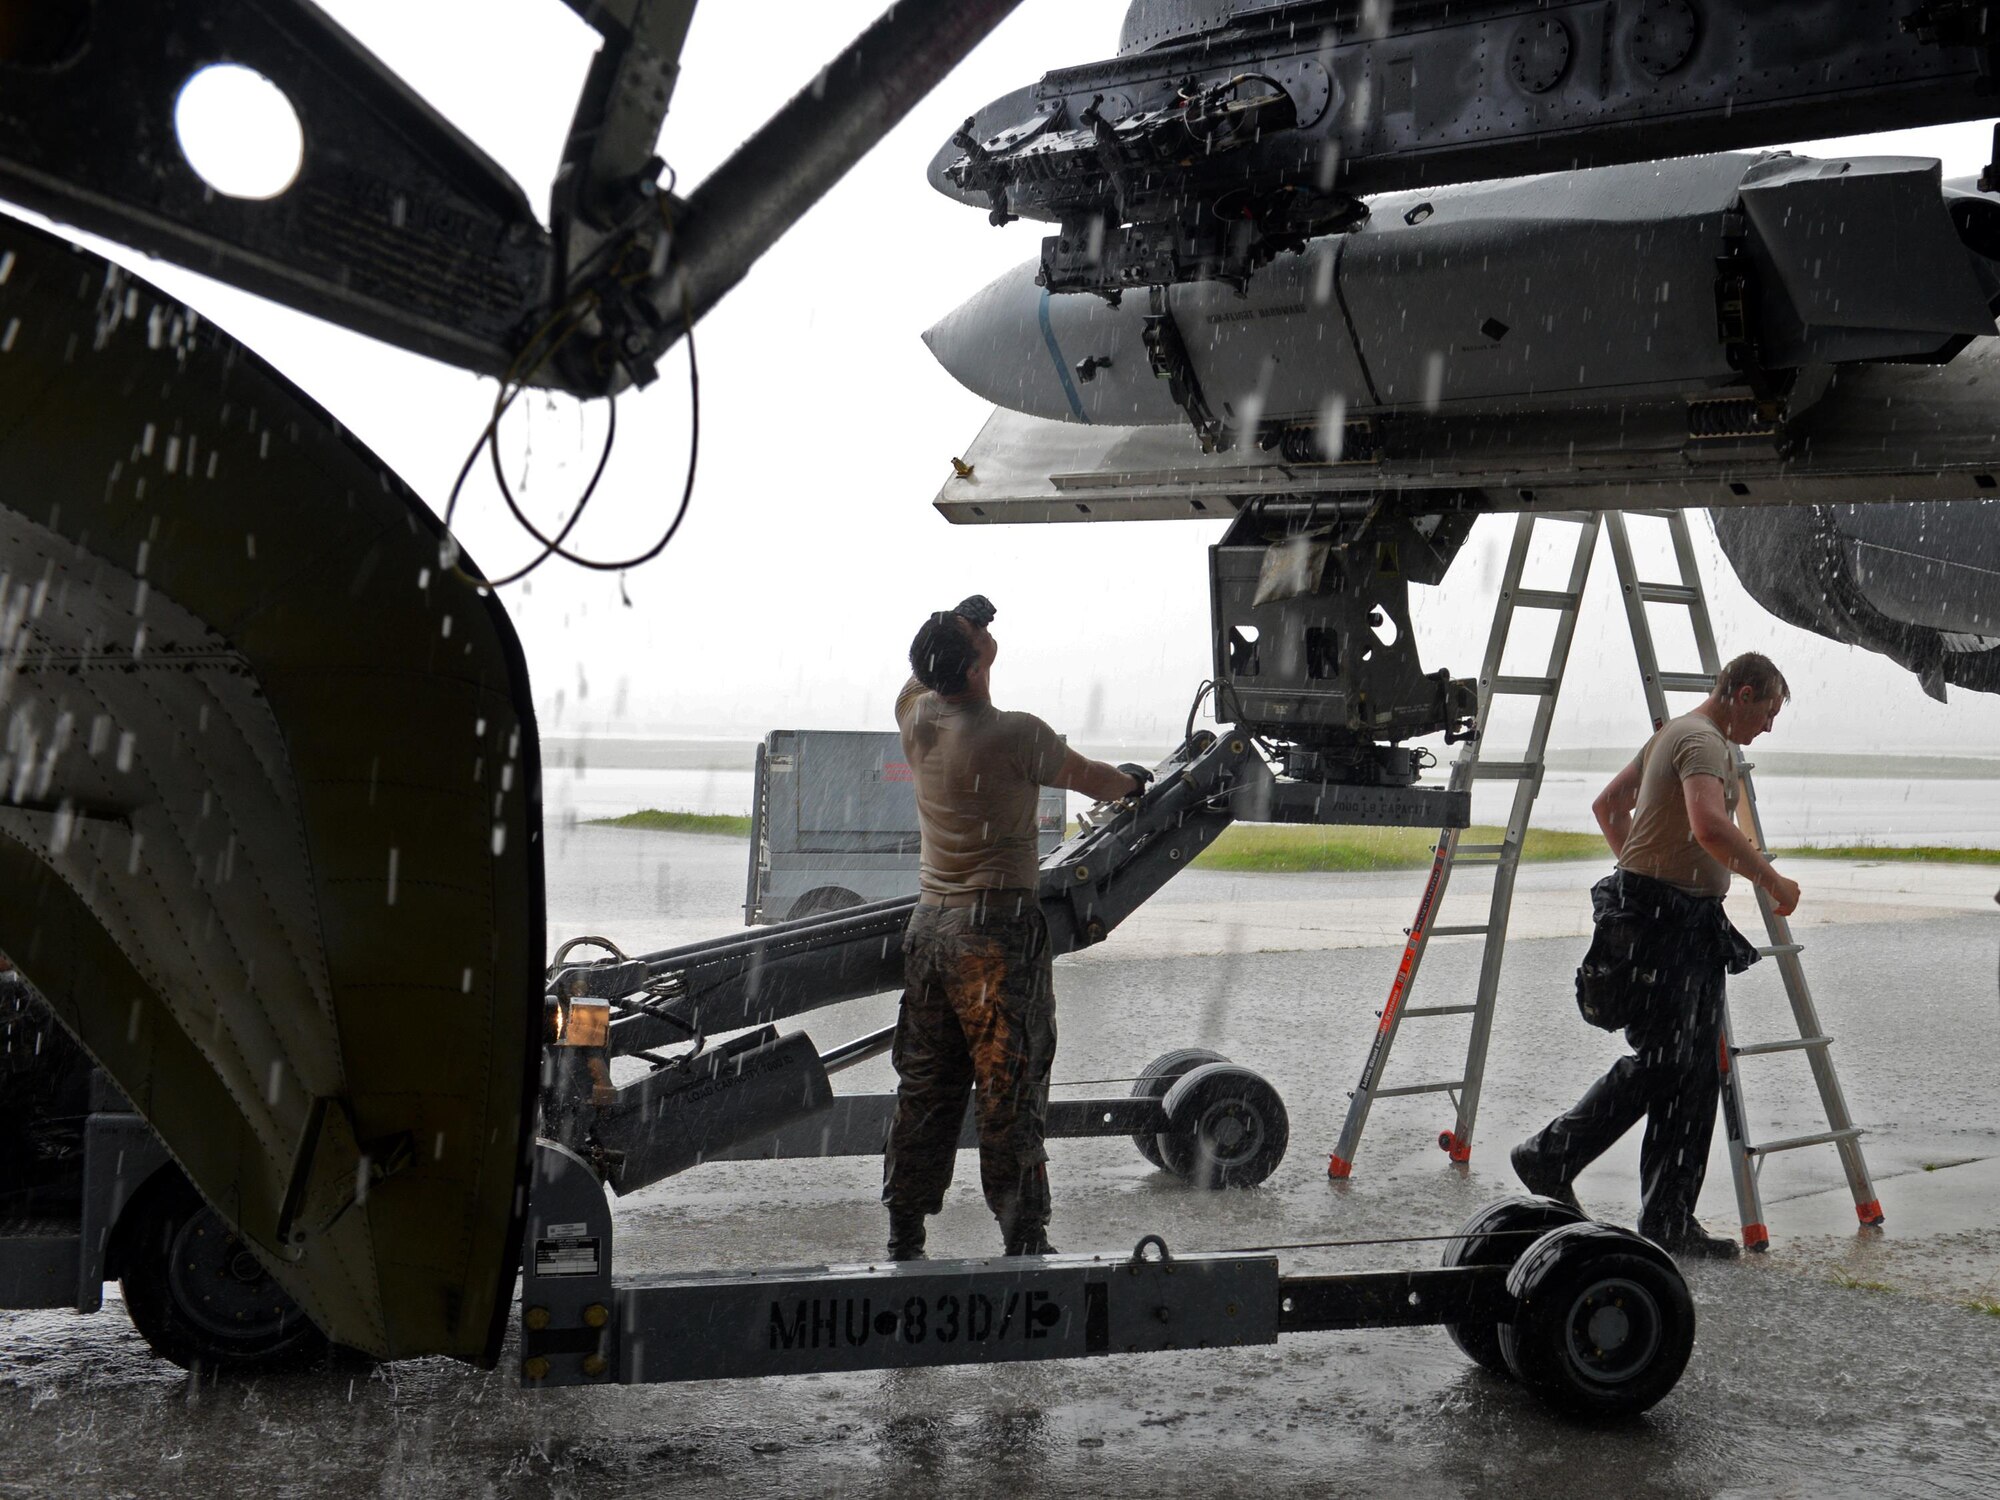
xmin=742 ymin=727 xmax=1065 ymax=923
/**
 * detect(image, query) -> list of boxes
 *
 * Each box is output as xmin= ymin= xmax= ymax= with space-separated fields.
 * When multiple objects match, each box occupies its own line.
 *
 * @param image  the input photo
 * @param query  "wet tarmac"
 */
xmin=3 ymin=828 xmax=1997 ymax=1497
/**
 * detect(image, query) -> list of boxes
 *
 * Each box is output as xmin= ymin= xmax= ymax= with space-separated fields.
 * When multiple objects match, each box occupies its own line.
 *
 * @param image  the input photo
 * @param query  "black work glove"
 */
xmin=952 ymin=594 xmax=997 ymax=628
xmin=1117 ymin=763 xmax=1153 ymax=797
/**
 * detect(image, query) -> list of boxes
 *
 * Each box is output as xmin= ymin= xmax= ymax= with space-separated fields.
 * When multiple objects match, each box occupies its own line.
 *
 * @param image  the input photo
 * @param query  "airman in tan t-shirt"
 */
xmin=883 ymin=597 xmax=1144 ymax=1263
xmin=1511 ymin=654 xmax=1800 ymax=1261
xmin=896 ymin=677 xmax=1068 ymax=898
xmin=1616 ymin=714 xmax=1741 ymax=898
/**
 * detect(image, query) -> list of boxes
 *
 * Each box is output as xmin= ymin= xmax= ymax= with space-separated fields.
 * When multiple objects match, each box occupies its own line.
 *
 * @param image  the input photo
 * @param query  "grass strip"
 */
xmin=592 ymin=809 xmax=752 ymax=838
xmin=1773 ymin=844 xmax=2000 ymax=865
xmin=1190 ymin=824 xmax=1607 ymax=874
xmin=589 ymin=810 xmax=2000 ymax=870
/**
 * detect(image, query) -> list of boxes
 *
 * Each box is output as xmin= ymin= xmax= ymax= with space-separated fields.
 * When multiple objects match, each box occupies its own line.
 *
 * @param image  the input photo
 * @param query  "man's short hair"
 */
xmin=1716 ymin=651 xmax=1791 ymax=704
xmin=910 ymin=613 xmax=976 ymax=695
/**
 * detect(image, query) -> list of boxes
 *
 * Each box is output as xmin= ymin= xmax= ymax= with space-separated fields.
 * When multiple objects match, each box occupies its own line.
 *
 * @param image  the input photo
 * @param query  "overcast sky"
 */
xmin=26 ymin=1 xmax=2000 ymax=757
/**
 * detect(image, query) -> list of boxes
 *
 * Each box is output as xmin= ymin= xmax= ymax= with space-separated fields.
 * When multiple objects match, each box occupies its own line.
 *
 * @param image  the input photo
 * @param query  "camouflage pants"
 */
xmin=882 ymin=895 xmax=1056 ymax=1238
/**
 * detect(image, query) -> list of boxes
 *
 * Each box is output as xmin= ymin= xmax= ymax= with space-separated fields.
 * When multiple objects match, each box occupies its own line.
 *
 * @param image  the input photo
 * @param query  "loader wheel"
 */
xmin=1440 ymin=1195 xmax=1587 ymax=1376
xmin=1498 ymin=1222 xmax=1694 ymax=1419
xmin=115 ymin=1167 xmax=328 ymax=1373
xmin=1128 ymin=1048 xmax=1229 ymax=1169
xmin=1156 ymin=1063 xmax=1288 ymax=1188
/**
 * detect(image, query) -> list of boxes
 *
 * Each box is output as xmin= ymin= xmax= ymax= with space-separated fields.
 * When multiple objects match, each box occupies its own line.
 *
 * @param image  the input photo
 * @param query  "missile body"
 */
xmin=924 ymin=153 xmax=2000 ymax=451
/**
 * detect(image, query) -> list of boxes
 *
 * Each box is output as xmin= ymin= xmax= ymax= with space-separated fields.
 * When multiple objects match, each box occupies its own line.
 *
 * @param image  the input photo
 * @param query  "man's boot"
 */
xmin=1648 ymin=1220 xmax=1741 ymax=1260
xmin=1510 ymin=1141 xmax=1587 ymax=1218
xmin=887 ymin=1210 xmax=927 ymax=1261
xmin=1002 ymin=1223 xmax=1056 ymax=1256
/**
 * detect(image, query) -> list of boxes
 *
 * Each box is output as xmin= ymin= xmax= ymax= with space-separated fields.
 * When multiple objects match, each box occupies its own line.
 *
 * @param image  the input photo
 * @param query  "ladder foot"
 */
xmin=1438 ymin=1130 xmax=1472 ymax=1163
xmin=1855 ymin=1198 xmax=1885 ymax=1227
xmin=1742 ymin=1222 xmax=1771 ymax=1252
xmin=1327 ymin=1153 xmax=1353 ymax=1181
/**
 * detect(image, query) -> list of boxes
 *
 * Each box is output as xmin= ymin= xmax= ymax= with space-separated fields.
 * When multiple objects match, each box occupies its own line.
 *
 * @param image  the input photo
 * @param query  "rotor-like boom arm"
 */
xmin=0 ymin=0 xmax=1027 ymax=396
xmin=600 ymin=0 xmax=1031 ymax=390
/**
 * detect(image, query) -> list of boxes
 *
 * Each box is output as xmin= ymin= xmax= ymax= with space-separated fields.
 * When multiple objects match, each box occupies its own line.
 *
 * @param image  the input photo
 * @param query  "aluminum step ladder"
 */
xmin=1328 ymin=508 xmax=1883 ymax=1250
xmin=1328 ymin=510 xmax=1602 ymax=1179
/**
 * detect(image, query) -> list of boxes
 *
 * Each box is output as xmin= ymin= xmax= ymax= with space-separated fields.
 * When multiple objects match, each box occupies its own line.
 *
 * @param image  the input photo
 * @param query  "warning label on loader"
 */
xmin=534 ymin=1235 xmax=601 ymax=1278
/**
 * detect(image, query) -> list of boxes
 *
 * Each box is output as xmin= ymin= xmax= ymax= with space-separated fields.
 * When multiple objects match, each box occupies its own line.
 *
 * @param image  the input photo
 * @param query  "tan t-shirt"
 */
xmin=896 ymin=676 xmax=1068 ymax=897
xmin=1616 ymin=712 xmax=1740 ymax=898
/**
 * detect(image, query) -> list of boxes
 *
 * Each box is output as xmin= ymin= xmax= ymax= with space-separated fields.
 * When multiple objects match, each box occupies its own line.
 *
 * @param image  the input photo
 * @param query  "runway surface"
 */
xmin=2 ymin=828 xmax=1996 ymax=1498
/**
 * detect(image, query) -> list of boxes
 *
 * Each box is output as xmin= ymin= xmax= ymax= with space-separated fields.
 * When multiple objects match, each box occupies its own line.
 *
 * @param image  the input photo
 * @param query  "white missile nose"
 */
xmin=922 ymin=260 xmax=1073 ymax=421
xmin=924 ymin=261 xmax=1182 ymax=427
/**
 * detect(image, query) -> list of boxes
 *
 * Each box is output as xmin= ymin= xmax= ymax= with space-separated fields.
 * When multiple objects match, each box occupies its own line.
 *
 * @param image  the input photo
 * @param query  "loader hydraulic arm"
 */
xmin=549 ymin=729 xmax=1269 ymax=1050
xmin=548 ymin=723 xmax=1467 ymax=1051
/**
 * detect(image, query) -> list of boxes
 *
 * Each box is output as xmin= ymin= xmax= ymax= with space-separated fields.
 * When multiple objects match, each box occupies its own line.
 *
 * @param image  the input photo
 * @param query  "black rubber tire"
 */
xmin=1497 ymin=1221 xmax=1695 ymax=1419
xmin=1439 ymin=1195 xmax=1588 ymax=1376
xmin=115 ymin=1167 xmax=330 ymax=1373
xmin=786 ymin=887 xmax=864 ymax=920
xmin=1155 ymin=1062 xmax=1289 ymax=1188
xmin=1128 ymin=1048 xmax=1230 ymax=1169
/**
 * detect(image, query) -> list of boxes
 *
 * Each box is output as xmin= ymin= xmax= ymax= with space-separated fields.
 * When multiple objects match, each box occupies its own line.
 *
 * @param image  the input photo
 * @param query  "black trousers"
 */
xmin=1521 ymin=949 xmax=1727 ymax=1241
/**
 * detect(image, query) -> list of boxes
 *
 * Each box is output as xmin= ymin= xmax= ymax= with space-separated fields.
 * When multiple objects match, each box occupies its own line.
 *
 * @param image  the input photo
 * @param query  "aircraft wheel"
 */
xmin=1439 ymin=1195 xmax=1587 ymax=1376
xmin=1128 ymin=1048 xmax=1229 ymax=1169
xmin=115 ymin=1167 xmax=329 ymax=1373
xmin=1498 ymin=1222 xmax=1695 ymax=1418
xmin=1156 ymin=1063 xmax=1288 ymax=1188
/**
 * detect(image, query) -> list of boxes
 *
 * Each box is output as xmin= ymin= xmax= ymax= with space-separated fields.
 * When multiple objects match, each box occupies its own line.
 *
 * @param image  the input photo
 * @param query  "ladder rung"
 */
xmin=1374 ymin=1080 xmax=1464 ymax=1099
xmin=1492 ymin=675 xmax=1559 ymax=696
xmin=1471 ymin=761 xmax=1536 ymax=781
xmin=1746 ymin=1126 xmax=1863 ymax=1157
xmin=1756 ymin=943 xmax=1803 ymax=958
xmin=1733 ymin=1035 xmax=1832 ymax=1058
xmin=1512 ymin=588 xmax=1582 ymax=611
xmin=1427 ymin=924 xmax=1490 ymax=938
xmin=1637 ymin=582 xmax=1700 ymax=604
xmin=1402 ymin=1005 xmax=1478 ymax=1018
xmin=1453 ymin=843 xmax=1510 ymax=856
xmin=1657 ymin=672 xmax=1714 ymax=694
